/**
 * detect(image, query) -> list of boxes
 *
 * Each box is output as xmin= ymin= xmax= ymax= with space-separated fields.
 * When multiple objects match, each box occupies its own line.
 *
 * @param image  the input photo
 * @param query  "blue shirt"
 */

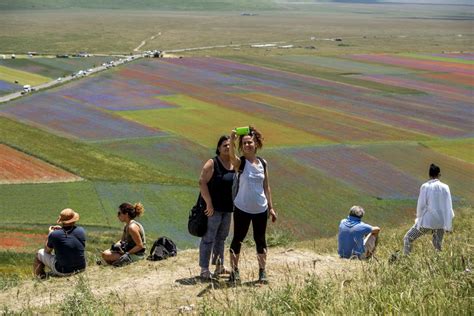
xmin=338 ymin=216 xmax=373 ymax=259
xmin=47 ymin=226 xmax=86 ymax=273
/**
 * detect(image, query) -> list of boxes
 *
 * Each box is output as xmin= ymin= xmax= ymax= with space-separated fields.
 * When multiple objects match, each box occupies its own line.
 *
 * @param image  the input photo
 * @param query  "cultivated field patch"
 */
xmin=0 ymin=144 xmax=81 ymax=184
xmin=424 ymin=138 xmax=474 ymax=164
xmin=0 ymin=231 xmax=45 ymax=252
xmin=278 ymin=55 xmax=418 ymax=75
xmin=240 ymin=92 xmax=424 ymax=142
xmin=98 ymin=136 xmax=210 ymax=181
xmin=119 ymin=94 xmax=326 ymax=147
xmin=61 ymin=73 xmax=176 ymax=111
xmin=279 ymin=145 xmax=422 ymax=200
xmin=0 ymin=57 xmax=115 ymax=79
xmin=348 ymin=54 xmax=474 ymax=75
xmin=0 ymin=79 xmax=21 ymax=96
xmin=0 ymin=93 xmax=166 ymax=140
xmin=0 ymin=65 xmax=51 ymax=86
xmin=361 ymin=142 xmax=474 ymax=204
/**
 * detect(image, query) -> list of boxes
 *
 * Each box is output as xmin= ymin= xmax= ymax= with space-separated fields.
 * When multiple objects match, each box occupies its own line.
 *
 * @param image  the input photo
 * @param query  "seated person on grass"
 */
xmin=101 ymin=202 xmax=146 ymax=267
xmin=338 ymin=205 xmax=380 ymax=259
xmin=34 ymin=208 xmax=86 ymax=278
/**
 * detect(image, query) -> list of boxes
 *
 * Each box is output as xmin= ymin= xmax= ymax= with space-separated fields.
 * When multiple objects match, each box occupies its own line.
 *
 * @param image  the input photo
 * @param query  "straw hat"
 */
xmin=57 ymin=208 xmax=80 ymax=225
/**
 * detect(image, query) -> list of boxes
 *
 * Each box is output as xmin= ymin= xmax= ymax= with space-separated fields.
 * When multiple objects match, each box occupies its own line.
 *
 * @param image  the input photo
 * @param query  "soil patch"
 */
xmin=0 ymin=144 xmax=82 ymax=184
xmin=0 ymin=232 xmax=45 ymax=251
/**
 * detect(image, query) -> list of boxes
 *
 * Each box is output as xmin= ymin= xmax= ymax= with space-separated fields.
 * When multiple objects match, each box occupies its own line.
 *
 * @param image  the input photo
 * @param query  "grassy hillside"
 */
xmin=0 ymin=116 xmax=189 ymax=185
xmin=0 ymin=207 xmax=471 ymax=314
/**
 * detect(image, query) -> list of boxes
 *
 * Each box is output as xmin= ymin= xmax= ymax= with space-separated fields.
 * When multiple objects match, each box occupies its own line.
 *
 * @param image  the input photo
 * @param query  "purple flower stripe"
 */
xmin=0 ymin=80 xmax=20 ymax=93
xmin=0 ymin=94 xmax=165 ymax=140
xmin=59 ymin=76 xmax=175 ymax=111
xmin=285 ymin=146 xmax=421 ymax=199
xmin=356 ymin=74 xmax=473 ymax=100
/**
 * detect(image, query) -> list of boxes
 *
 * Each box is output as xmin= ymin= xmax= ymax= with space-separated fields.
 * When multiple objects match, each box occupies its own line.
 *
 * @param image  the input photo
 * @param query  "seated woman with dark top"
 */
xmin=101 ymin=202 xmax=146 ymax=266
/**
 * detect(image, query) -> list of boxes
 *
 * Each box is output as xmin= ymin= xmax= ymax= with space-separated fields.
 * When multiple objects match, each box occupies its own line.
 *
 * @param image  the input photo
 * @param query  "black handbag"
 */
xmin=188 ymin=194 xmax=208 ymax=237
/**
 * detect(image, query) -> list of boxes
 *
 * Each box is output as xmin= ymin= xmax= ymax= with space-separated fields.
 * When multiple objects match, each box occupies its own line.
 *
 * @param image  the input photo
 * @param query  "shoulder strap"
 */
xmin=239 ymin=156 xmax=246 ymax=173
xmin=212 ymin=157 xmax=221 ymax=176
xmin=257 ymin=156 xmax=267 ymax=173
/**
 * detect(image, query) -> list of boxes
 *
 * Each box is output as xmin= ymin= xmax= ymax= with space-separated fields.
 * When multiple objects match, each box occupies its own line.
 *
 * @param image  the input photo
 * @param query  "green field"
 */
xmin=0 ymin=65 xmax=51 ymax=85
xmin=0 ymin=3 xmax=472 ymax=55
xmin=0 ymin=56 xmax=117 ymax=79
xmin=423 ymin=138 xmax=474 ymax=164
xmin=0 ymin=116 xmax=189 ymax=185
xmin=118 ymin=94 xmax=328 ymax=147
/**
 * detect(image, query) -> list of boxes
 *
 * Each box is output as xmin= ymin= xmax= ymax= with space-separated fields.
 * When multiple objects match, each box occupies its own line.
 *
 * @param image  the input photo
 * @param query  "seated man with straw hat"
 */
xmin=34 ymin=208 xmax=87 ymax=278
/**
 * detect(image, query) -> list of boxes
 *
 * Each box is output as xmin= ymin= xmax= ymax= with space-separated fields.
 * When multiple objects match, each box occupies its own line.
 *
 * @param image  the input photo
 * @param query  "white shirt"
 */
xmin=416 ymin=179 xmax=454 ymax=231
xmin=234 ymin=159 xmax=268 ymax=214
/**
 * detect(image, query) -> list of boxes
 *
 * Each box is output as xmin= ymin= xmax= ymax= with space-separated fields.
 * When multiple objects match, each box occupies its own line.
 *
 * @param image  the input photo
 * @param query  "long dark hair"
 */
xmin=215 ymin=135 xmax=230 ymax=155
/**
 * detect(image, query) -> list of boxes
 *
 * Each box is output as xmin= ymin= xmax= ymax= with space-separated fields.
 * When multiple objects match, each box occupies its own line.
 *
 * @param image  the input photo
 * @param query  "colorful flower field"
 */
xmin=0 ymin=91 xmax=166 ymax=140
xmin=360 ymin=142 xmax=474 ymax=204
xmin=0 ymin=53 xmax=472 ymax=239
xmin=0 ymin=144 xmax=82 ymax=184
xmin=279 ymin=145 xmax=422 ymax=199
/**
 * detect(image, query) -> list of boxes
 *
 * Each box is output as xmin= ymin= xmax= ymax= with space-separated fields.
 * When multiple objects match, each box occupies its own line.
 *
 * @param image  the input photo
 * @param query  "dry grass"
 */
xmin=0 ymin=247 xmax=356 ymax=314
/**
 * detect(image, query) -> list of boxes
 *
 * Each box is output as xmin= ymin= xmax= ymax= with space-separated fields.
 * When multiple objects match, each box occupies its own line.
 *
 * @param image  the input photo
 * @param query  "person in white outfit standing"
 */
xmin=403 ymin=164 xmax=454 ymax=255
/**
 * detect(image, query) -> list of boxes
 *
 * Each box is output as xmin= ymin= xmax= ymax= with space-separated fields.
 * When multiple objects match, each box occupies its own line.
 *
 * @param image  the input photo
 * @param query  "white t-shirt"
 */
xmin=416 ymin=179 xmax=454 ymax=231
xmin=234 ymin=159 xmax=268 ymax=214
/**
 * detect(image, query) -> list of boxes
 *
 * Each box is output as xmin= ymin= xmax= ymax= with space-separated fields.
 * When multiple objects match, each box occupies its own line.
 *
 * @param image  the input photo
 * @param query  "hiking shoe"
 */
xmin=258 ymin=269 xmax=268 ymax=284
xmin=200 ymin=269 xmax=212 ymax=281
xmin=228 ymin=269 xmax=241 ymax=285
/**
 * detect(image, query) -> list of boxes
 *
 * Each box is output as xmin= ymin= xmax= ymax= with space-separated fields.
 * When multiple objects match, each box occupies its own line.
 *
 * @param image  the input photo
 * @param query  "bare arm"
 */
xmin=44 ymin=244 xmax=53 ymax=254
xmin=126 ymin=223 xmax=144 ymax=255
xmin=371 ymin=226 xmax=381 ymax=235
xmin=45 ymin=225 xmax=61 ymax=253
xmin=263 ymin=164 xmax=277 ymax=222
xmin=229 ymin=130 xmax=241 ymax=170
xmin=199 ymin=159 xmax=215 ymax=216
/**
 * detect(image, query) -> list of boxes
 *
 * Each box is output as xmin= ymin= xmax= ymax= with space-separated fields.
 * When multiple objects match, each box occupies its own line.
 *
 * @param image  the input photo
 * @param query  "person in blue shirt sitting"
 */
xmin=338 ymin=205 xmax=380 ymax=259
xmin=34 ymin=208 xmax=86 ymax=278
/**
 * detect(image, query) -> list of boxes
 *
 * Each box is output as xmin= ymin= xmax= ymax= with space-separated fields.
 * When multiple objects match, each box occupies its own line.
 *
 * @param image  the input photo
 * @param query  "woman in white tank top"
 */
xmin=228 ymin=126 xmax=277 ymax=285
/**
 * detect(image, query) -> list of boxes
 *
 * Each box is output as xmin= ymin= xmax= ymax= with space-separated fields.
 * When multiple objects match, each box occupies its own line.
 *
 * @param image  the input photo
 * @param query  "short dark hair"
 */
xmin=215 ymin=135 xmax=230 ymax=155
xmin=429 ymin=163 xmax=440 ymax=178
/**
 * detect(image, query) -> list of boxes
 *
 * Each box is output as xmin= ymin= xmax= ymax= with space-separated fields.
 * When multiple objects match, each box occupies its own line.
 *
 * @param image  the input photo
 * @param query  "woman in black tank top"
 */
xmin=198 ymin=135 xmax=235 ymax=280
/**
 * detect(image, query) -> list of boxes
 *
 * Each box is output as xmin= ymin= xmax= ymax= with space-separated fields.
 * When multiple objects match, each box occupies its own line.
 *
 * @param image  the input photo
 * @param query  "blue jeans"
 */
xmin=199 ymin=211 xmax=232 ymax=269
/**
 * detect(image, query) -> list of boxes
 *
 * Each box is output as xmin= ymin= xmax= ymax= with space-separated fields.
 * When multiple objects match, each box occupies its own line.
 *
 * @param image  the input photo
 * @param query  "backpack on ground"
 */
xmin=147 ymin=236 xmax=177 ymax=261
xmin=232 ymin=156 xmax=267 ymax=201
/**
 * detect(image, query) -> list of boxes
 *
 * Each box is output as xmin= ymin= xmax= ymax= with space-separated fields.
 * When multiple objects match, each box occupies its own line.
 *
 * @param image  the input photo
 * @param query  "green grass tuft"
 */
xmin=58 ymin=275 xmax=113 ymax=315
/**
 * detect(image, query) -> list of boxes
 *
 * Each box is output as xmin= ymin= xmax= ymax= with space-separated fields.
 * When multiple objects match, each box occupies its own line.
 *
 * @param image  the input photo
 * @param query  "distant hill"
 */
xmin=0 ymin=0 xmax=278 ymax=10
xmin=1 ymin=0 xmax=471 ymax=10
xmin=330 ymin=0 xmax=472 ymax=4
